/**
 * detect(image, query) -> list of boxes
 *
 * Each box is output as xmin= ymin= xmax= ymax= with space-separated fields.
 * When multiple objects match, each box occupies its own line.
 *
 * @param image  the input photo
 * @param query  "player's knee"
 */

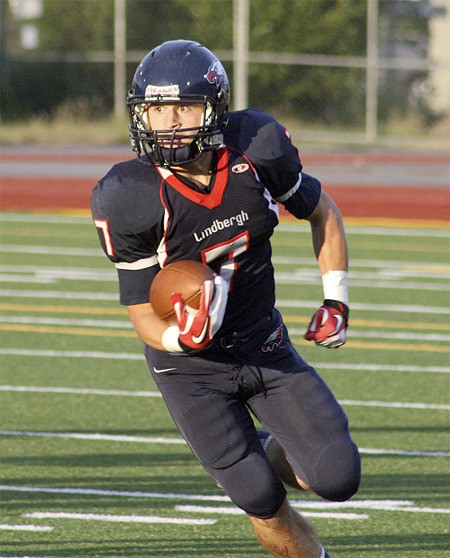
xmin=311 ymin=439 xmax=361 ymax=502
xmin=210 ymin=451 xmax=286 ymax=519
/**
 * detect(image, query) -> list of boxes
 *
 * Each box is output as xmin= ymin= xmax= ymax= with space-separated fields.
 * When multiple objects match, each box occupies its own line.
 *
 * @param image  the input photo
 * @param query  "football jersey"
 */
xmin=91 ymin=108 xmax=321 ymax=334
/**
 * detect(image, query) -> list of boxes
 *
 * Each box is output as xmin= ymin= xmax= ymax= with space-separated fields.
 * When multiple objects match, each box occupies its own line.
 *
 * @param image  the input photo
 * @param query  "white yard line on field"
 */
xmin=0 ymin=289 xmax=117 ymax=300
xmin=0 ymin=524 xmax=53 ymax=532
xmin=1 ymin=212 xmax=449 ymax=237
xmin=0 ymin=431 xmax=448 ymax=457
xmin=339 ymin=399 xmax=450 ymax=410
xmin=176 ymin=500 xmax=450 ymax=516
xmin=2 ymin=247 xmax=450 ymax=291
xmin=0 ymin=316 xmax=132 ymax=328
xmin=0 ymin=485 xmax=447 ymax=516
xmin=0 ymin=348 xmax=144 ymax=359
xmin=174 ymin=505 xmax=368 ymax=520
xmin=2 ymin=267 xmax=449 ymax=292
xmin=1 ymin=289 xmax=449 ymax=315
xmin=23 ymin=512 xmax=215 ymax=526
xmin=0 ymin=245 xmax=103 ymax=257
xmin=0 ymin=485 xmax=231 ymax=502
xmin=271 ymin=256 xmax=450 ymax=270
xmin=0 ymin=276 xmax=56 ymax=284
xmin=0 ymin=430 xmax=185 ymax=444
xmin=0 ymin=213 xmax=89 ymax=224
xmin=4 ymin=315 xmax=450 ymax=342
xmin=358 ymin=447 xmax=450 ymax=457
xmin=276 ymin=223 xmax=450 ymax=238
xmin=0 ymin=385 xmax=162 ymax=397
xmin=287 ymin=327 xmax=450 ymax=342
xmin=1 ymin=349 xmax=449 ymax=373
xmin=278 ymin=299 xmax=450 ymax=315
xmin=3 ymin=262 xmax=450 ymax=281
xmin=1 ymin=385 xmax=448 ymax=411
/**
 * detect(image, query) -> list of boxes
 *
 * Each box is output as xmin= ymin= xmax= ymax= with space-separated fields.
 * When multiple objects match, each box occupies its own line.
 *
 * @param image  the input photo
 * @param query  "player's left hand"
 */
xmin=171 ymin=275 xmax=229 ymax=352
xmin=304 ymin=299 xmax=349 ymax=349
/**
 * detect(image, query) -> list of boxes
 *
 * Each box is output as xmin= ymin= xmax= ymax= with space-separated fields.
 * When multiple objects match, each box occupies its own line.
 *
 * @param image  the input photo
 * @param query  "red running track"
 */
xmin=1 ymin=149 xmax=449 ymax=220
xmin=1 ymin=175 xmax=448 ymax=221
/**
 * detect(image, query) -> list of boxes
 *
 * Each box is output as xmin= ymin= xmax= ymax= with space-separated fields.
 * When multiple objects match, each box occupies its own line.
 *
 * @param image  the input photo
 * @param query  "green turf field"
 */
xmin=0 ymin=212 xmax=449 ymax=557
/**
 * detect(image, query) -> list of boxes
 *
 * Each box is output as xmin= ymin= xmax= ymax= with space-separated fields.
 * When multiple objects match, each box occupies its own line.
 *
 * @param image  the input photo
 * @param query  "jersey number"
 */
xmin=201 ymin=231 xmax=249 ymax=286
xmin=94 ymin=219 xmax=115 ymax=257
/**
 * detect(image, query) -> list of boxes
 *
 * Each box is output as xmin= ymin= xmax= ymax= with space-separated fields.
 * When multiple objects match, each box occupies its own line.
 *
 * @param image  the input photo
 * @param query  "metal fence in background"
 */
xmin=5 ymin=0 xmax=450 ymax=147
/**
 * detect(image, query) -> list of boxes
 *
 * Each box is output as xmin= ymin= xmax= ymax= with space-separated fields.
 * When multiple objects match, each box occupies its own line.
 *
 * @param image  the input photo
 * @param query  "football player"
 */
xmin=92 ymin=40 xmax=360 ymax=558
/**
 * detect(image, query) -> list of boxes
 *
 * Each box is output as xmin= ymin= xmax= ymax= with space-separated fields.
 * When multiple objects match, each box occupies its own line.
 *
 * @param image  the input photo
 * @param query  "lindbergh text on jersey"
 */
xmin=193 ymin=210 xmax=249 ymax=242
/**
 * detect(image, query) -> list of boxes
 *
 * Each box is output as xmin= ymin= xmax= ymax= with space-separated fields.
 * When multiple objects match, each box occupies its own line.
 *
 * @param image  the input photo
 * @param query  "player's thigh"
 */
xmin=151 ymin=366 xmax=287 ymax=517
xmin=148 ymin=351 xmax=260 ymax=469
xmin=250 ymin=365 xmax=360 ymax=500
xmin=251 ymin=365 xmax=348 ymax=444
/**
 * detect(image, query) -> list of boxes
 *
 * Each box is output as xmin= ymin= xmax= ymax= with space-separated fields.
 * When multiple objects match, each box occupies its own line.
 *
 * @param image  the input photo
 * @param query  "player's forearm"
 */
xmin=308 ymin=190 xmax=348 ymax=274
xmin=307 ymin=190 xmax=349 ymax=305
xmin=127 ymin=303 xmax=169 ymax=351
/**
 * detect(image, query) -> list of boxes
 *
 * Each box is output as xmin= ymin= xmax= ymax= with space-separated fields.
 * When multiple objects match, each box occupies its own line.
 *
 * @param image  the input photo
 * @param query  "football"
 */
xmin=150 ymin=260 xmax=216 ymax=321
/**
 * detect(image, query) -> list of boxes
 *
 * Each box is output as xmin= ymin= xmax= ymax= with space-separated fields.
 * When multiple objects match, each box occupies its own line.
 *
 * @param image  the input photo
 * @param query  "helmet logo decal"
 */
xmin=145 ymin=84 xmax=180 ymax=100
xmin=205 ymin=60 xmax=226 ymax=85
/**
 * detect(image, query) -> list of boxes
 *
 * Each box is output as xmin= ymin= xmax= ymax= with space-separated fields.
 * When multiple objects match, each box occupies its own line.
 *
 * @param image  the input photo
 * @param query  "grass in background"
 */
xmin=0 ymin=213 xmax=449 ymax=557
xmin=1 ymin=109 xmax=449 ymax=150
xmin=0 ymin=115 xmax=130 ymax=147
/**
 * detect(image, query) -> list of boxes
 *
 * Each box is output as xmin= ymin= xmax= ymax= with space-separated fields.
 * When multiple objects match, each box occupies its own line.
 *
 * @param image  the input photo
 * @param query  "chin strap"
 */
xmin=156 ymin=143 xmax=200 ymax=166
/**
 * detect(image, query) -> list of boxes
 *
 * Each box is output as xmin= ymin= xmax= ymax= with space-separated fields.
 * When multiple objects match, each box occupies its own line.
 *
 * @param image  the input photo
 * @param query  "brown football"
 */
xmin=150 ymin=260 xmax=216 ymax=321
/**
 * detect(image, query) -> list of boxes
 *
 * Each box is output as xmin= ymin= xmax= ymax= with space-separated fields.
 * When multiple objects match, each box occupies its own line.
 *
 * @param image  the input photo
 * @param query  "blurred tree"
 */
xmin=1 ymin=0 xmax=432 ymax=129
xmin=133 ymin=0 xmax=368 ymax=125
xmin=169 ymin=0 xmax=233 ymax=50
xmin=247 ymin=0 xmax=368 ymax=124
xmin=251 ymin=0 xmax=366 ymax=55
xmin=126 ymin=0 xmax=194 ymax=51
xmin=38 ymin=0 xmax=114 ymax=50
xmin=379 ymin=0 xmax=431 ymax=123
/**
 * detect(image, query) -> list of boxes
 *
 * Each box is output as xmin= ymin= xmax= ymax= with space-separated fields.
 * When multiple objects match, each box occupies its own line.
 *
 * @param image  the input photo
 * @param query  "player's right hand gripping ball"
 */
xmin=171 ymin=276 xmax=229 ymax=352
xmin=304 ymin=300 xmax=349 ymax=349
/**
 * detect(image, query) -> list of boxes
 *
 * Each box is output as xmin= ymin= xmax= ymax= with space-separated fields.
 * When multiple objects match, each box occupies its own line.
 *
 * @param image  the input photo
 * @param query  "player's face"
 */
xmin=144 ymin=103 xmax=204 ymax=146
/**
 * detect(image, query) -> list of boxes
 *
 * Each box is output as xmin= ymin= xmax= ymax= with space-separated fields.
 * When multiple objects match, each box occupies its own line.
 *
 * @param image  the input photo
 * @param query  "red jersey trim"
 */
xmin=155 ymin=148 xmax=229 ymax=209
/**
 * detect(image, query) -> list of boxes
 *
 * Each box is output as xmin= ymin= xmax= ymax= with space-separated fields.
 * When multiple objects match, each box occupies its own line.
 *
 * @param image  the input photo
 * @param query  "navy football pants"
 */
xmin=145 ymin=310 xmax=361 ymax=519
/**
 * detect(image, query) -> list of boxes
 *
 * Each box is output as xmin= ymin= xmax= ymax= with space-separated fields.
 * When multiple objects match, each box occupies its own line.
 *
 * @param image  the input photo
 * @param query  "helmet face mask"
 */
xmin=127 ymin=40 xmax=230 ymax=167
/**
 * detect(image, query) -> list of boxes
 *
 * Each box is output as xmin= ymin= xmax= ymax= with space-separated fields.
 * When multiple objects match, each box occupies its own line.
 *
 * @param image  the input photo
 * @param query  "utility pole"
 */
xmin=366 ymin=0 xmax=379 ymax=143
xmin=114 ymin=0 xmax=127 ymax=119
xmin=233 ymin=0 xmax=249 ymax=110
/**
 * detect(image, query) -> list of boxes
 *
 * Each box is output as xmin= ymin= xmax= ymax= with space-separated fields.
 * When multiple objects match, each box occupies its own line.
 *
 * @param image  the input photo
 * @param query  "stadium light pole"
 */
xmin=366 ymin=0 xmax=379 ymax=142
xmin=114 ymin=0 xmax=127 ymax=119
xmin=233 ymin=0 xmax=249 ymax=110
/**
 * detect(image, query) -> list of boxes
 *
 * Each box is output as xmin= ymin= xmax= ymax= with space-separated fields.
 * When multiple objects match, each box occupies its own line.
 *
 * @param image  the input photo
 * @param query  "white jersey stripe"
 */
xmin=114 ymin=256 xmax=158 ymax=270
xmin=157 ymin=208 xmax=170 ymax=267
xmin=275 ymin=172 xmax=302 ymax=203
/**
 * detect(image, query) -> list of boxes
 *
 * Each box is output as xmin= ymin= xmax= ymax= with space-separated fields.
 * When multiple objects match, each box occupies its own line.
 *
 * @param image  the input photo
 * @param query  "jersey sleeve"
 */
xmin=274 ymin=172 xmax=321 ymax=220
xmin=228 ymin=109 xmax=321 ymax=219
xmin=91 ymin=160 xmax=163 ymax=306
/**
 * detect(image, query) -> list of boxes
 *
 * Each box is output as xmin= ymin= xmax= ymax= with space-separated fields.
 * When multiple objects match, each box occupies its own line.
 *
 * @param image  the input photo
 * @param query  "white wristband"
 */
xmin=161 ymin=325 xmax=182 ymax=352
xmin=322 ymin=270 xmax=349 ymax=305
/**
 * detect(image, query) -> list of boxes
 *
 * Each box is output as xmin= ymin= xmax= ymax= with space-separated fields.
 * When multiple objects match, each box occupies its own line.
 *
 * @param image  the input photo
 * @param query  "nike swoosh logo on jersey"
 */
xmin=153 ymin=367 xmax=177 ymax=374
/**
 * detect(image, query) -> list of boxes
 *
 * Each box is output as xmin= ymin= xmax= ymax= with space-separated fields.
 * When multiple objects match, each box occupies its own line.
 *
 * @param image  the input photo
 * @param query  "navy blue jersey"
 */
xmin=91 ymin=109 xmax=321 ymax=334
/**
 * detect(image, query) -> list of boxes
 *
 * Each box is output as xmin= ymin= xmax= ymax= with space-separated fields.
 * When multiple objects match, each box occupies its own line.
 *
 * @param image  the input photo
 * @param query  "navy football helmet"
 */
xmin=127 ymin=40 xmax=230 ymax=166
